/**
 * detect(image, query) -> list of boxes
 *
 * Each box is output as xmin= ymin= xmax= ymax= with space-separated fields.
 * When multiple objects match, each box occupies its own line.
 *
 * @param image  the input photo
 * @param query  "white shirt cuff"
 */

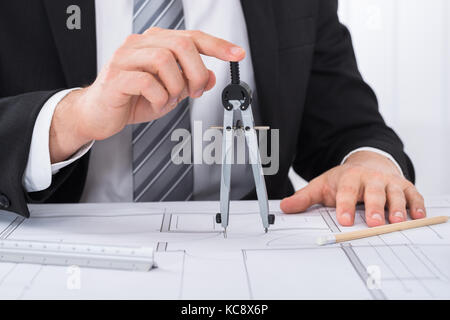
xmin=341 ymin=147 xmax=404 ymax=177
xmin=23 ymin=88 xmax=94 ymax=192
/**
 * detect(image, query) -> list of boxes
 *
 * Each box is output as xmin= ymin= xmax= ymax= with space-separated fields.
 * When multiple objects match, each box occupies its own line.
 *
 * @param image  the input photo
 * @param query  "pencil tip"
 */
xmin=316 ymin=234 xmax=336 ymax=246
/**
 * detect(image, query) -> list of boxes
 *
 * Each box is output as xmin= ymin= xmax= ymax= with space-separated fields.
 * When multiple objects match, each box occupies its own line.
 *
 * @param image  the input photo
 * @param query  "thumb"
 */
xmin=280 ymin=178 xmax=324 ymax=214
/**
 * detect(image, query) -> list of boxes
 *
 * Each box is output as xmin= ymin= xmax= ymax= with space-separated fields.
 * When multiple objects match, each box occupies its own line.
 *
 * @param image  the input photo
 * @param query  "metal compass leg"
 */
xmin=217 ymin=61 xmax=275 ymax=234
xmin=241 ymin=106 xmax=270 ymax=231
xmin=218 ymin=107 xmax=234 ymax=237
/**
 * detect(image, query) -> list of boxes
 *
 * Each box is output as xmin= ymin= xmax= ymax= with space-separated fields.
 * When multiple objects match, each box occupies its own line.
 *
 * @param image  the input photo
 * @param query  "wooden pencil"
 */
xmin=317 ymin=215 xmax=449 ymax=245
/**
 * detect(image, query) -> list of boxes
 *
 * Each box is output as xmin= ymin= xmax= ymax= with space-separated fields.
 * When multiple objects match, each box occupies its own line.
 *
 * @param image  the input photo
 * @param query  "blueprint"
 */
xmin=0 ymin=198 xmax=449 ymax=299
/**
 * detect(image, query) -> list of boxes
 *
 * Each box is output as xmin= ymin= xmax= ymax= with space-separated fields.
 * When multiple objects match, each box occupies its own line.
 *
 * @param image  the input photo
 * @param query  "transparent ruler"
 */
xmin=0 ymin=239 xmax=154 ymax=271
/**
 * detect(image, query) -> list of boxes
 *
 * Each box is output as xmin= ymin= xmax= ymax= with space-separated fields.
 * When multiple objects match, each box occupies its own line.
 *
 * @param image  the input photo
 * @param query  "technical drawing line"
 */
xmin=160 ymin=212 xmax=171 ymax=232
xmin=270 ymin=227 xmax=329 ymax=232
xmin=265 ymin=231 xmax=328 ymax=247
xmin=167 ymin=230 xmax=221 ymax=234
xmin=377 ymin=238 xmax=435 ymax=297
xmin=414 ymin=246 xmax=449 ymax=282
xmin=241 ymin=246 xmax=339 ymax=252
xmin=369 ymin=240 xmax=437 ymax=298
xmin=0 ymin=218 xmax=17 ymax=238
xmin=406 ymin=244 xmax=439 ymax=279
xmin=17 ymin=265 xmax=43 ymax=300
xmin=421 ymin=205 xmax=450 ymax=209
xmin=0 ymin=217 xmax=18 ymax=239
xmin=26 ymin=212 xmax=166 ymax=219
xmin=321 ymin=209 xmax=386 ymax=300
xmin=0 ymin=264 xmax=17 ymax=287
xmin=368 ymin=240 xmax=409 ymax=293
xmin=178 ymin=250 xmax=186 ymax=300
xmin=320 ymin=209 xmax=340 ymax=233
xmin=156 ymin=242 xmax=168 ymax=252
xmin=398 ymin=220 xmax=446 ymax=243
xmin=382 ymin=276 xmax=439 ymax=281
xmin=341 ymin=244 xmax=386 ymax=300
xmin=241 ymin=250 xmax=254 ymax=300
xmin=170 ymin=215 xmax=216 ymax=232
xmin=348 ymin=243 xmax=450 ymax=248
xmin=398 ymin=228 xmax=414 ymax=244
xmin=242 ymin=246 xmax=385 ymax=300
xmin=427 ymin=225 xmax=444 ymax=239
xmin=359 ymin=211 xmax=367 ymax=223
xmin=1 ymin=217 xmax=24 ymax=239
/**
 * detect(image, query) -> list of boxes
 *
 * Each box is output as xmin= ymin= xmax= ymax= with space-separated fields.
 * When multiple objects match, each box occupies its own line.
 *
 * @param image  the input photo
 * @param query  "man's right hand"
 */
xmin=49 ymin=27 xmax=246 ymax=163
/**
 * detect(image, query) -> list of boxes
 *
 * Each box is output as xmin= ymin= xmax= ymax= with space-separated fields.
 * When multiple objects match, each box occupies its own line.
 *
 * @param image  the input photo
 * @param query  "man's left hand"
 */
xmin=280 ymin=151 xmax=426 ymax=227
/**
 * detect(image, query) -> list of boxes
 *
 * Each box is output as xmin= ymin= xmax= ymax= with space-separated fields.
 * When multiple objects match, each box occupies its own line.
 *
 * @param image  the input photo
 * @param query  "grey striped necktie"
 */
xmin=132 ymin=0 xmax=193 ymax=202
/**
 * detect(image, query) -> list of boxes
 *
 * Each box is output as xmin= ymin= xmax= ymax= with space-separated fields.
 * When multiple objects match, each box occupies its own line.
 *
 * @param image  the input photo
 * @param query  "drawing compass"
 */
xmin=215 ymin=62 xmax=275 ymax=237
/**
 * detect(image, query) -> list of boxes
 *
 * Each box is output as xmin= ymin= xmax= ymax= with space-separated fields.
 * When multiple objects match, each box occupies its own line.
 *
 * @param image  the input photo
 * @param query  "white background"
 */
xmin=290 ymin=0 xmax=450 ymax=196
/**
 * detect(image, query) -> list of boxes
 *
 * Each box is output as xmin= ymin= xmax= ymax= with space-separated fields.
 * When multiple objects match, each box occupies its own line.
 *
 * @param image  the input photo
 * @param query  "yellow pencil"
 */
xmin=316 ymin=215 xmax=449 ymax=246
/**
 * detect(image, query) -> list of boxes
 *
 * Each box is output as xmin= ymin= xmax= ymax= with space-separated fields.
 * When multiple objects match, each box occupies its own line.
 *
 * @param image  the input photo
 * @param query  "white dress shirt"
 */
xmin=23 ymin=0 xmax=403 ymax=202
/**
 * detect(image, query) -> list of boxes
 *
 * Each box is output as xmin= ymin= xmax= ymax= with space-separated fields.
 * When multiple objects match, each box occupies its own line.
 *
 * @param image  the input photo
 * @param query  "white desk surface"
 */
xmin=0 ymin=197 xmax=449 ymax=300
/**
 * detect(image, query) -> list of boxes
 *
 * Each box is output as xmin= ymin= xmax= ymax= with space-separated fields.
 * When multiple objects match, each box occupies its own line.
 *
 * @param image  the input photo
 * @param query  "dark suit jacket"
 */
xmin=0 ymin=0 xmax=415 ymax=218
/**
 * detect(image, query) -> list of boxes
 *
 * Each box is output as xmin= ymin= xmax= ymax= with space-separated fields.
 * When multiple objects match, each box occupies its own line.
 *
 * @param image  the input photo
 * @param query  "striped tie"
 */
xmin=132 ymin=0 xmax=193 ymax=202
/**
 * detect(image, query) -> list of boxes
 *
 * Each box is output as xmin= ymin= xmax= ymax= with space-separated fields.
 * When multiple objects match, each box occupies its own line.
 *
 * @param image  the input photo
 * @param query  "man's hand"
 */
xmin=49 ymin=28 xmax=246 ymax=163
xmin=280 ymin=151 xmax=426 ymax=227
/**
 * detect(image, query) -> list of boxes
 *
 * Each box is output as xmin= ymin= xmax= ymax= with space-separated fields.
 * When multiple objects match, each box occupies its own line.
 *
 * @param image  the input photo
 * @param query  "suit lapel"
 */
xmin=241 ymin=0 xmax=284 ymax=196
xmin=240 ymin=0 xmax=279 ymax=128
xmin=43 ymin=0 xmax=97 ymax=87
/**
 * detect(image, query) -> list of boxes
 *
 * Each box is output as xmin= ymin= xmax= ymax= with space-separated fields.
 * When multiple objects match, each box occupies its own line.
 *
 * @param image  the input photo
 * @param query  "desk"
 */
xmin=0 ymin=197 xmax=449 ymax=299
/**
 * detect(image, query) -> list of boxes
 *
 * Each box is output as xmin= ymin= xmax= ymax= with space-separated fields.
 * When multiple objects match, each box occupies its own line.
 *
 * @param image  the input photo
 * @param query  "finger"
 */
xmin=157 ymin=72 xmax=192 ymax=116
xmin=205 ymin=69 xmax=216 ymax=91
xmin=116 ymin=70 xmax=169 ymax=115
xmin=137 ymin=32 xmax=212 ymax=96
xmin=363 ymin=181 xmax=387 ymax=227
xmin=335 ymin=174 xmax=361 ymax=226
xmin=116 ymin=48 xmax=186 ymax=101
xmin=167 ymin=36 xmax=210 ymax=97
xmin=139 ymin=28 xmax=246 ymax=62
xmin=186 ymin=30 xmax=246 ymax=61
xmin=404 ymin=184 xmax=426 ymax=219
xmin=130 ymin=29 xmax=236 ymax=96
xmin=280 ymin=177 xmax=324 ymax=214
xmin=386 ymin=184 xmax=407 ymax=223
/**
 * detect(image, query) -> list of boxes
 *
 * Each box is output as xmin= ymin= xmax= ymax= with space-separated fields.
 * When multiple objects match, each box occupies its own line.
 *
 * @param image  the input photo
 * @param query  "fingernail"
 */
xmin=371 ymin=213 xmax=383 ymax=221
xmin=169 ymin=97 xmax=178 ymax=106
xmin=341 ymin=212 xmax=352 ymax=225
xmin=391 ymin=211 xmax=405 ymax=222
xmin=230 ymin=46 xmax=244 ymax=57
xmin=393 ymin=211 xmax=405 ymax=219
xmin=416 ymin=208 xmax=425 ymax=218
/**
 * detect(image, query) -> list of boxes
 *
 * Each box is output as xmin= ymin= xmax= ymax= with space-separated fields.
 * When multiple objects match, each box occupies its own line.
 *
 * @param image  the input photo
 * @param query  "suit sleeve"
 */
xmin=292 ymin=0 xmax=415 ymax=182
xmin=24 ymin=88 xmax=93 ymax=192
xmin=0 ymin=91 xmax=84 ymax=218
